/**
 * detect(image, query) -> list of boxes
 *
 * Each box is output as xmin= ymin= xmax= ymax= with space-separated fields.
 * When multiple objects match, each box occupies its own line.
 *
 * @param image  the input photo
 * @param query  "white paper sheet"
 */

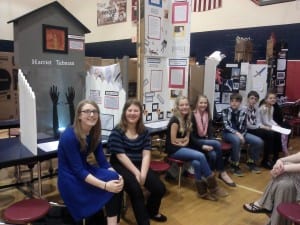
xmin=38 ymin=141 xmax=59 ymax=152
xmin=145 ymin=120 xmax=169 ymax=129
xmin=271 ymin=125 xmax=291 ymax=135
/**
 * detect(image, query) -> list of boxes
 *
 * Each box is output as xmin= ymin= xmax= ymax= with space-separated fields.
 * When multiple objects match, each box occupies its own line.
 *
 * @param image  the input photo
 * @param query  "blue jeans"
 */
xmin=222 ymin=132 xmax=263 ymax=164
xmin=170 ymin=147 xmax=212 ymax=180
xmin=193 ymin=138 xmax=224 ymax=172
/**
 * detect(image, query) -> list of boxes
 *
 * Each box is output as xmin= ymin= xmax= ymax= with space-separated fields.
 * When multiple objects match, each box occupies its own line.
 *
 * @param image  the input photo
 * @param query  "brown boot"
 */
xmin=195 ymin=180 xmax=218 ymax=201
xmin=206 ymin=175 xmax=229 ymax=198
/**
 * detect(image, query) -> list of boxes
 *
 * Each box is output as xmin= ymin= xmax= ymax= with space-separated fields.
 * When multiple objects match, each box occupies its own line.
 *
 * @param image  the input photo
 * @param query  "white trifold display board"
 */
xmin=142 ymin=0 xmax=191 ymax=123
xmin=240 ymin=62 xmax=268 ymax=105
xmin=18 ymin=69 xmax=37 ymax=155
xmin=86 ymin=63 xmax=126 ymax=136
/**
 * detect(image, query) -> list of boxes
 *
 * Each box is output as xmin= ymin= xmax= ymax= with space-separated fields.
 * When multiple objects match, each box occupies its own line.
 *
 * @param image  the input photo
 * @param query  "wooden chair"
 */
xmin=3 ymin=198 xmax=50 ymax=225
xmin=277 ymin=202 xmax=300 ymax=225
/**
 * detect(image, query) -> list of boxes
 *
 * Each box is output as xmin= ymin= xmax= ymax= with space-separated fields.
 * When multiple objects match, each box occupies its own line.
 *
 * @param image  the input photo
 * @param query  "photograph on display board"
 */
xmin=97 ymin=0 xmax=127 ymax=26
xmin=231 ymin=67 xmax=240 ymax=91
xmin=172 ymin=2 xmax=189 ymax=24
xmin=221 ymin=92 xmax=231 ymax=104
xmin=277 ymin=71 xmax=286 ymax=79
xmin=146 ymin=113 xmax=152 ymax=121
xmin=173 ymin=25 xmax=185 ymax=38
xmin=167 ymin=111 xmax=172 ymax=118
xmin=170 ymin=89 xmax=183 ymax=98
xmin=158 ymin=111 xmax=164 ymax=120
xmin=214 ymin=92 xmax=221 ymax=102
xmin=152 ymin=103 xmax=159 ymax=112
xmin=239 ymin=75 xmax=247 ymax=91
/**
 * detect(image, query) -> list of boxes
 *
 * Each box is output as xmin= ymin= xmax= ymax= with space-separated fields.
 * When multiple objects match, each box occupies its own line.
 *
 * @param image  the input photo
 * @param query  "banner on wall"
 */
xmin=192 ymin=0 xmax=222 ymax=12
xmin=97 ymin=0 xmax=127 ymax=26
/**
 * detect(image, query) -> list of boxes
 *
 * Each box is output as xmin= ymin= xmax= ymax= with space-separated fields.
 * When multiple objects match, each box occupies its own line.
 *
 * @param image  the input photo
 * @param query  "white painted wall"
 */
xmin=1 ymin=0 xmax=300 ymax=43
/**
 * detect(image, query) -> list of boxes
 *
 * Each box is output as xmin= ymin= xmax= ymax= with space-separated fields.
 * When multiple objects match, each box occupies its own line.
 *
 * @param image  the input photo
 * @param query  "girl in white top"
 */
xmin=259 ymin=91 xmax=289 ymax=156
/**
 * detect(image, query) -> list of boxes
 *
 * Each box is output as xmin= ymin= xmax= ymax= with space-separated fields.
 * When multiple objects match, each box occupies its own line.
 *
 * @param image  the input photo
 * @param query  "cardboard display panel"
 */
xmin=0 ymin=52 xmax=19 ymax=120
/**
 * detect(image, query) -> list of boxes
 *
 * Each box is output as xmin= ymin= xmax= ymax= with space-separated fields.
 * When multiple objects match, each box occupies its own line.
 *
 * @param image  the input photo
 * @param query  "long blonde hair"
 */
xmin=173 ymin=96 xmax=192 ymax=135
xmin=73 ymin=100 xmax=101 ymax=153
xmin=193 ymin=94 xmax=212 ymax=120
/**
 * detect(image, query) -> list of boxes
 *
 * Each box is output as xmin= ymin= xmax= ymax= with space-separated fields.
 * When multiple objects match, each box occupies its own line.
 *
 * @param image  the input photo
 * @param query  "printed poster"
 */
xmin=97 ymin=0 xmax=127 ymax=26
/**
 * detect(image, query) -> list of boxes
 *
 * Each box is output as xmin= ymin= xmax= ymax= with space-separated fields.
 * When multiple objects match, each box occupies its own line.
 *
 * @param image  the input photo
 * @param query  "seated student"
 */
xmin=57 ymin=100 xmax=124 ymax=225
xmin=108 ymin=99 xmax=167 ymax=225
xmin=243 ymin=151 xmax=300 ymax=225
xmin=259 ymin=91 xmax=289 ymax=158
xmin=166 ymin=95 xmax=228 ymax=201
xmin=190 ymin=94 xmax=235 ymax=187
xmin=222 ymin=93 xmax=263 ymax=176
xmin=243 ymin=90 xmax=277 ymax=169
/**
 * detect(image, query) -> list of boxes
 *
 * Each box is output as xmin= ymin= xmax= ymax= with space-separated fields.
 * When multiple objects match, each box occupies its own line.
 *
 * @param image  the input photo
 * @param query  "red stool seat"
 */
xmin=167 ymin=157 xmax=185 ymax=188
xmin=220 ymin=141 xmax=232 ymax=151
xmin=4 ymin=199 xmax=50 ymax=224
xmin=277 ymin=202 xmax=300 ymax=225
xmin=150 ymin=160 xmax=170 ymax=172
xmin=167 ymin=157 xmax=184 ymax=166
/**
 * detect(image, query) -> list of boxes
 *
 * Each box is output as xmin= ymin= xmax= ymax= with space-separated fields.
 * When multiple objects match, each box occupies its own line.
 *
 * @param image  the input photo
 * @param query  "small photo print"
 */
xmin=170 ymin=89 xmax=182 ymax=98
xmin=239 ymin=75 xmax=247 ymax=91
xmin=277 ymin=72 xmax=285 ymax=79
xmin=158 ymin=111 xmax=164 ymax=120
xmin=146 ymin=113 xmax=152 ymax=121
xmin=231 ymin=68 xmax=240 ymax=79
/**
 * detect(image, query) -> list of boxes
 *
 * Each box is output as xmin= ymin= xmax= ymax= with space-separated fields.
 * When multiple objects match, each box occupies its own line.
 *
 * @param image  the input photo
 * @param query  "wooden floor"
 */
xmin=0 ymin=128 xmax=299 ymax=225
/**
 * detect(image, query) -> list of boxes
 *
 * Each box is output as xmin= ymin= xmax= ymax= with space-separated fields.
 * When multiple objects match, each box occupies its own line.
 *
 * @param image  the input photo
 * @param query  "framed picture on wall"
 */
xmin=43 ymin=24 xmax=68 ymax=54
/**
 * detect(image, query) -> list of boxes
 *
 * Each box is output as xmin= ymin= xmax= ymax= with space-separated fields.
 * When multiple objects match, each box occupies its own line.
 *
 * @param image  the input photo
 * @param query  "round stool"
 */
xmin=220 ymin=141 xmax=232 ymax=151
xmin=3 ymin=198 xmax=51 ymax=225
xmin=277 ymin=202 xmax=300 ymax=225
xmin=150 ymin=160 xmax=170 ymax=173
xmin=167 ymin=157 xmax=184 ymax=188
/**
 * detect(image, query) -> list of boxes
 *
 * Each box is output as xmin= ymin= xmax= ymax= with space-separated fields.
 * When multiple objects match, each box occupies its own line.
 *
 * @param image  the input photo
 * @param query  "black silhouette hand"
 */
xmin=50 ymin=85 xmax=59 ymax=105
xmin=65 ymin=86 xmax=75 ymax=105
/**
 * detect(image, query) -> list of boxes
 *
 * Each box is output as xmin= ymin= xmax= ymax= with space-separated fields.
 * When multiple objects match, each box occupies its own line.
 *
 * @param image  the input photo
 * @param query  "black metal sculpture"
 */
xmin=50 ymin=85 xmax=59 ymax=138
xmin=65 ymin=86 xmax=75 ymax=125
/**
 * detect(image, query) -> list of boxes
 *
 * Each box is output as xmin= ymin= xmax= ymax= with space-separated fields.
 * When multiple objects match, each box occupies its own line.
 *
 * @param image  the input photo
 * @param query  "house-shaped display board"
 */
xmin=8 ymin=1 xmax=90 ymax=137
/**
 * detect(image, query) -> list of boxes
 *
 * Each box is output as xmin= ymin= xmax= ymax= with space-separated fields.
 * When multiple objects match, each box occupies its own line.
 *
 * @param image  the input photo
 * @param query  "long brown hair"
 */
xmin=193 ymin=94 xmax=212 ymax=120
xmin=73 ymin=100 xmax=101 ymax=153
xmin=173 ymin=95 xmax=192 ymax=135
xmin=118 ymin=99 xmax=145 ymax=134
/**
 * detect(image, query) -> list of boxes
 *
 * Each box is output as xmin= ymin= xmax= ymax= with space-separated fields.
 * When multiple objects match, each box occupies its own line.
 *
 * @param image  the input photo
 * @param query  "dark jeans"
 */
xmin=191 ymin=138 xmax=224 ymax=172
xmin=110 ymin=156 xmax=166 ymax=225
xmin=222 ymin=131 xmax=263 ymax=164
xmin=247 ymin=128 xmax=279 ymax=163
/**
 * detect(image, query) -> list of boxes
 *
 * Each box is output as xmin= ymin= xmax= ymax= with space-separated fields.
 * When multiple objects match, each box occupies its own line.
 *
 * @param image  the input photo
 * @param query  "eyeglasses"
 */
xmin=81 ymin=110 xmax=99 ymax=116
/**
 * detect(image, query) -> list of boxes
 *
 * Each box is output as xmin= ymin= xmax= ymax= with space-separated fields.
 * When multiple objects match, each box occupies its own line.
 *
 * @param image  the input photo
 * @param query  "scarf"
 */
xmin=248 ymin=107 xmax=257 ymax=126
xmin=194 ymin=110 xmax=208 ymax=137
